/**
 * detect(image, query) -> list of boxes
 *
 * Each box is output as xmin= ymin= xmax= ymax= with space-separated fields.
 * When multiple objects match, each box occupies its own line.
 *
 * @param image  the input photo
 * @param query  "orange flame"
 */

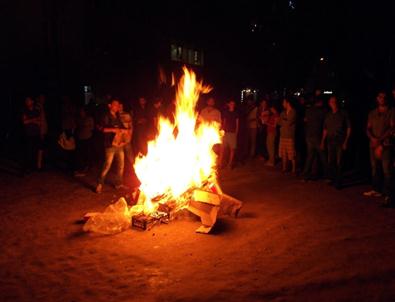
xmin=132 ymin=67 xmax=221 ymax=214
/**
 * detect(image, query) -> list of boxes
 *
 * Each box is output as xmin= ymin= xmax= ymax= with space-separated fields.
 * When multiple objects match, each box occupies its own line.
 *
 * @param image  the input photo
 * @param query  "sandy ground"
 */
xmin=1 ymin=162 xmax=395 ymax=302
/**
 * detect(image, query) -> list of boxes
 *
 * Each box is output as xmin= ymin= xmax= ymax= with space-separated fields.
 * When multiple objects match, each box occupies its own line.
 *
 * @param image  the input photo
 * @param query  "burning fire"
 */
xmin=132 ymin=67 xmax=222 ymax=215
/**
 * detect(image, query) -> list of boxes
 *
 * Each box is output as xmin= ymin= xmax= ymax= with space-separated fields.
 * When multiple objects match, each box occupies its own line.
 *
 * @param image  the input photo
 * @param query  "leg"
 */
xmin=382 ymin=147 xmax=393 ymax=197
xmin=229 ymin=149 xmax=235 ymax=168
xmin=279 ymin=139 xmax=288 ymax=172
xmin=249 ymin=128 xmax=257 ymax=158
xmin=24 ymin=136 xmax=34 ymax=171
xmin=262 ymin=126 xmax=268 ymax=160
xmin=228 ymin=133 xmax=237 ymax=168
xmin=327 ymin=143 xmax=336 ymax=181
xmin=123 ymin=142 xmax=134 ymax=171
xmin=266 ymin=133 xmax=275 ymax=165
xmin=37 ymin=149 xmax=43 ymax=169
xmin=369 ymin=147 xmax=380 ymax=192
xmin=335 ymin=144 xmax=344 ymax=188
xmin=317 ymin=144 xmax=328 ymax=179
xmin=114 ymin=147 xmax=125 ymax=186
xmin=302 ymin=140 xmax=315 ymax=178
xmin=291 ymin=158 xmax=296 ymax=174
xmin=282 ymin=155 xmax=288 ymax=172
xmin=289 ymin=139 xmax=296 ymax=173
xmin=218 ymin=143 xmax=225 ymax=167
xmin=98 ymin=147 xmax=115 ymax=185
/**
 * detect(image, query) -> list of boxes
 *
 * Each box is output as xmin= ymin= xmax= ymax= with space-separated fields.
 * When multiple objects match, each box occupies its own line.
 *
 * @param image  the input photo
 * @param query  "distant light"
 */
xmin=320 ymin=57 xmax=325 ymax=62
xmin=294 ymin=92 xmax=301 ymax=96
xmin=288 ymin=0 xmax=296 ymax=10
xmin=323 ymin=90 xmax=333 ymax=95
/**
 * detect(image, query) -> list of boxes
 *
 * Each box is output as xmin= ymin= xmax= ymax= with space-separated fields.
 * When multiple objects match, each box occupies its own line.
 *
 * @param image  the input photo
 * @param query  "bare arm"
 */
xmin=321 ymin=129 xmax=327 ymax=149
xmin=366 ymin=121 xmax=375 ymax=140
xmin=343 ymin=127 xmax=351 ymax=149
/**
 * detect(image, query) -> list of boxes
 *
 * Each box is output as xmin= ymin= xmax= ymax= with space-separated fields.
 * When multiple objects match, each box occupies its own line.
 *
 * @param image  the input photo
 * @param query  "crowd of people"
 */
xmin=20 ymin=88 xmax=395 ymax=206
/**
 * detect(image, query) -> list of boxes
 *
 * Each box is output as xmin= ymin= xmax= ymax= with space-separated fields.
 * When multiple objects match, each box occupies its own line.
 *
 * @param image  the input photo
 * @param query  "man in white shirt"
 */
xmin=198 ymin=97 xmax=221 ymax=125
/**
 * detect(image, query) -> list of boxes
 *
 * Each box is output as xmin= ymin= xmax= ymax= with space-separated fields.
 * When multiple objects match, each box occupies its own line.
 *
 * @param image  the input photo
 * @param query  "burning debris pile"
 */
xmin=83 ymin=67 xmax=242 ymax=235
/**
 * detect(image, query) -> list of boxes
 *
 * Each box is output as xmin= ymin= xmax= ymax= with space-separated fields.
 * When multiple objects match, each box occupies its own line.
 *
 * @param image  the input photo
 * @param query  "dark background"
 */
xmin=2 ymin=0 xmax=395 ymax=171
xmin=4 ymin=1 xmax=395 ymax=98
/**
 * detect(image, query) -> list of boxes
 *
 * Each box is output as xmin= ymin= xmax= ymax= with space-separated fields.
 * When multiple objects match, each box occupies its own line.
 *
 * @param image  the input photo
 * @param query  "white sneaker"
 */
xmin=363 ymin=190 xmax=382 ymax=197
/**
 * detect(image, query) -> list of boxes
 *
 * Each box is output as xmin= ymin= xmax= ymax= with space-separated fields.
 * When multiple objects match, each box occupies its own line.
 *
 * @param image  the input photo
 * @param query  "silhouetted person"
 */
xmin=257 ymin=99 xmax=270 ymax=160
xmin=36 ymin=94 xmax=47 ymax=169
xmin=246 ymin=98 xmax=258 ymax=159
xmin=363 ymin=91 xmax=395 ymax=207
xmin=302 ymin=98 xmax=327 ymax=180
xmin=265 ymin=104 xmax=280 ymax=167
xmin=219 ymin=99 xmax=239 ymax=169
xmin=74 ymin=106 xmax=94 ymax=176
xmin=22 ymin=97 xmax=41 ymax=172
xmin=133 ymin=97 xmax=150 ymax=155
xmin=278 ymin=98 xmax=297 ymax=174
xmin=321 ymin=96 xmax=351 ymax=189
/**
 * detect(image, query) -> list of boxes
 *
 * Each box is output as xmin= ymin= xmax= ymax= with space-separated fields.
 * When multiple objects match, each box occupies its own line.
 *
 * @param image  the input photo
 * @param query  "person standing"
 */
xmin=22 ymin=97 xmax=41 ymax=173
xmin=133 ymin=97 xmax=150 ymax=155
xmin=363 ymin=92 xmax=395 ymax=207
xmin=74 ymin=106 xmax=94 ymax=176
xmin=265 ymin=104 xmax=280 ymax=167
xmin=278 ymin=98 xmax=297 ymax=174
xmin=258 ymin=99 xmax=270 ymax=160
xmin=246 ymin=98 xmax=258 ymax=159
xmin=219 ymin=99 xmax=239 ymax=169
xmin=321 ymin=96 xmax=351 ymax=189
xmin=95 ymin=99 xmax=127 ymax=193
xmin=36 ymin=94 xmax=47 ymax=170
xmin=302 ymin=98 xmax=327 ymax=180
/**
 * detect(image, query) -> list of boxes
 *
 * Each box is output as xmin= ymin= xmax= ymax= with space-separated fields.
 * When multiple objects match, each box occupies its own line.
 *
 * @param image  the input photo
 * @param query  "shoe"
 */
xmin=232 ymin=206 xmax=242 ymax=218
xmin=381 ymin=197 xmax=394 ymax=208
xmin=95 ymin=184 xmax=103 ymax=194
xmin=115 ymin=184 xmax=129 ymax=190
xmin=363 ymin=190 xmax=382 ymax=197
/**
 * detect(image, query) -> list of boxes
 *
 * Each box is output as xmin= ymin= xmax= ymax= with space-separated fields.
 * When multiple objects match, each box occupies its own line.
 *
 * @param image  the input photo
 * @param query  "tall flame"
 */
xmin=133 ymin=67 xmax=221 ymax=214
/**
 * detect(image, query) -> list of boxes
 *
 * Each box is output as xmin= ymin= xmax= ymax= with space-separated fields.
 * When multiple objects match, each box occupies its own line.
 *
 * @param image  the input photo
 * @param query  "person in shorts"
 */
xmin=278 ymin=98 xmax=297 ymax=174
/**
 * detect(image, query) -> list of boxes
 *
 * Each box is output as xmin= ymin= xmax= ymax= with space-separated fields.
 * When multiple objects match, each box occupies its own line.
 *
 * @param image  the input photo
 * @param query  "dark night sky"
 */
xmin=3 ymin=0 xmax=395 ymax=101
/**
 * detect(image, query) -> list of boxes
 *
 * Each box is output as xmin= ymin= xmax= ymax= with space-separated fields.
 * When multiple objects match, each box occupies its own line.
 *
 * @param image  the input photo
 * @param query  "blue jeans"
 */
xmin=98 ymin=146 xmax=124 ymax=185
xmin=370 ymin=146 xmax=393 ymax=197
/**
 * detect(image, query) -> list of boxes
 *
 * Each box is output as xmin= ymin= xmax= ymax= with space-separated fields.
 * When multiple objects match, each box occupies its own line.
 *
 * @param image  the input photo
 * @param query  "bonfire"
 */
xmin=84 ymin=67 xmax=242 ymax=234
